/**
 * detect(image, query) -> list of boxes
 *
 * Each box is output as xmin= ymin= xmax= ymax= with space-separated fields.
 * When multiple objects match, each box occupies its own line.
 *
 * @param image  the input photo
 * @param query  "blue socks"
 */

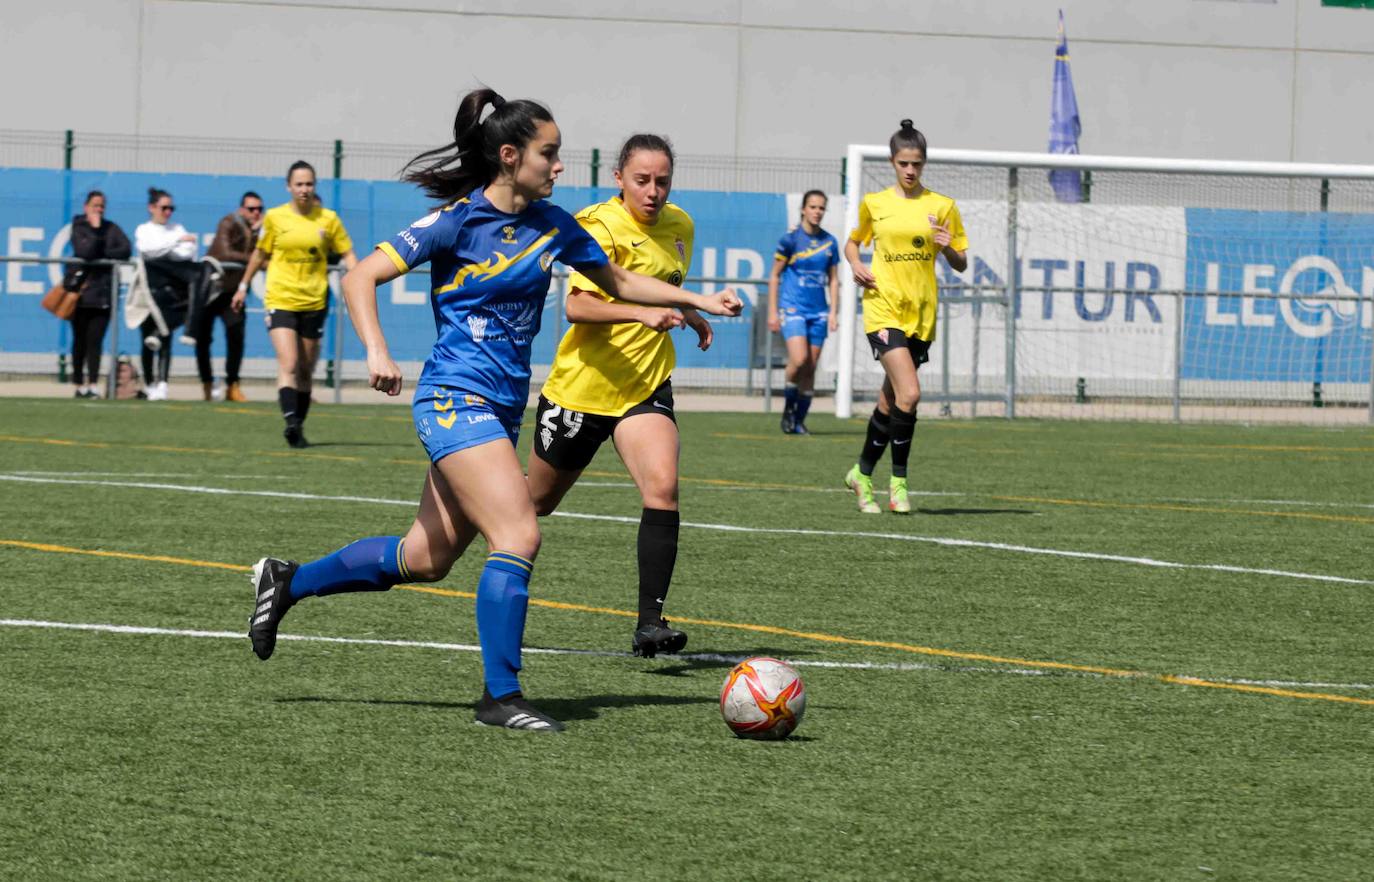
xmin=289 ymin=539 xmax=534 ymax=700
xmin=475 ymin=552 xmax=533 ymax=699
xmin=795 ymin=390 xmax=814 ymax=423
xmin=783 ymin=383 xmax=798 ymax=415
xmin=290 ymin=536 xmax=409 ymax=601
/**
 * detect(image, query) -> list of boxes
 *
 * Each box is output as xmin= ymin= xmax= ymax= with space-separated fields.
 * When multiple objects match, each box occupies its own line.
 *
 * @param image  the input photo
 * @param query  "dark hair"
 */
xmin=240 ymin=191 xmax=262 ymax=205
xmin=147 ymin=187 xmax=170 ymax=206
xmin=615 ymin=133 xmax=675 ymax=174
xmin=84 ymin=190 xmax=105 ymax=205
xmin=889 ymin=119 xmax=927 ymax=158
xmin=286 ymin=161 xmax=316 ymax=183
xmin=800 ymin=189 xmax=827 ymax=211
xmin=402 ymin=88 xmax=555 ymax=203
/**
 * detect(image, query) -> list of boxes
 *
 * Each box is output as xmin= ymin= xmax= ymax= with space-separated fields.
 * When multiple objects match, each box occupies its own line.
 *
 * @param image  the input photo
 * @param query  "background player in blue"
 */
xmin=244 ymin=89 xmax=742 ymax=733
xmin=767 ymin=190 xmax=839 ymax=434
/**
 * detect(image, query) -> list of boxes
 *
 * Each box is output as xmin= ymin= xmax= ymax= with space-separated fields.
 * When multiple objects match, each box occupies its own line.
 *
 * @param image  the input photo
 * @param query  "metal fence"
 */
xmin=0 ymin=129 xmax=845 ymax=196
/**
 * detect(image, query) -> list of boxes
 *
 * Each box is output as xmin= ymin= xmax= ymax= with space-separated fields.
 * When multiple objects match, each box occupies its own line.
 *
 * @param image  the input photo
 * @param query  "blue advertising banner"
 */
xmin=1184 ymin=208 xmax=1374 ymax=383
xmin=0 ymin=168 xmax=785 ymax=371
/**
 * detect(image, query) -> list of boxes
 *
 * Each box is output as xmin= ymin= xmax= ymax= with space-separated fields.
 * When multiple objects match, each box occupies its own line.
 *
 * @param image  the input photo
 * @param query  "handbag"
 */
xmin=41 ymin=283 xmax=80 ymax=320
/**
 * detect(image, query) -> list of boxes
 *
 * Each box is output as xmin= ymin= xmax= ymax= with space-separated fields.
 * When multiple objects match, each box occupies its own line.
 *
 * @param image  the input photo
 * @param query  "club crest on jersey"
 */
xmin=539 ymin=251 xmax=554 ymax=272
xmin=912 ymin=235 xmax=926 ymax=248
xmin=412 ymin=210 xmax=441 ymax=229
xmin=669 ymin=270 xmax=683 ymax=286
xmin=501 ymin=225 xmax=518 ymax=244
xmin=464 ymin=393 xmax=485 ymax=406
xmin=675 ymin=237 xmax=685 ymax=260
xmin=467 ymin=314 xmax=488 ymax=342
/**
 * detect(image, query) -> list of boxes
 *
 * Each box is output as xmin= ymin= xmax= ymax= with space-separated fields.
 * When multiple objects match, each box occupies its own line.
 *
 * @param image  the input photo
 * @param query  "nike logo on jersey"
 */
xmin=652 ymin=401 xmax=672 ymax=411
xmin=630 ymin=238 xmax=649 ymax=247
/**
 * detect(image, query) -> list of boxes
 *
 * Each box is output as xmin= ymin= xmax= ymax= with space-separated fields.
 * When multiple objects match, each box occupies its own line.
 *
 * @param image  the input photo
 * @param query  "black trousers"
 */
xmin=192 ymin=295 xmax=245 ymax=384
xmin=140 ymin=318 xmax=173 ymax=385
xmin=70 ymin=306 xmax=110 ymax=385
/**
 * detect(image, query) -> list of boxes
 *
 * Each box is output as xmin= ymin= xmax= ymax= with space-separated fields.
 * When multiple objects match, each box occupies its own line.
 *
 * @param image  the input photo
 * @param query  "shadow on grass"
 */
xmin=275 ymin=692 xmax=716 ymax=722
xmin=640 ymin=646 xmax=818 ymax=677
xmin=915 ymin=507 xmax=1035 ymax=516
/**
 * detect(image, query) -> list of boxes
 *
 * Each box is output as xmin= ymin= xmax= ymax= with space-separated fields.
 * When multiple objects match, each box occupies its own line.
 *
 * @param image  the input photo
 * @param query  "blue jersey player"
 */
xmin=767 ymin=190 xmax=839 ymax=434
xmin=245 ymin=89 xmax=742 ymax=733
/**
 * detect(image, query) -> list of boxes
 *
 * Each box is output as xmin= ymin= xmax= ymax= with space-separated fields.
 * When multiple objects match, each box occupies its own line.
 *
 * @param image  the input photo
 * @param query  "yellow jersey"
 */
xmin=256 ymin=203 xmax=353 ymax=311
xmin=541 ymin=197 xmax=694 ymax=417
xmin=849 ymin=187 xmax=967 ymax=341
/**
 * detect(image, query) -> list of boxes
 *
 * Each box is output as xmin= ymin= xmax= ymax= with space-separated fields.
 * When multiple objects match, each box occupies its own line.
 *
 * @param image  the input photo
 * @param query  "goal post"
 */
xmin=835 ymin=145 xmax=1374 ymax=424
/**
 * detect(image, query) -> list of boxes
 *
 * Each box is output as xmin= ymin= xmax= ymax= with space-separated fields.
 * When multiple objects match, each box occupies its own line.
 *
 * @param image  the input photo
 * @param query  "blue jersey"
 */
xmin=775 ymin=226 xmax=839 ymax=314
xmin=379 ymin=190 xmax=609 ymax=411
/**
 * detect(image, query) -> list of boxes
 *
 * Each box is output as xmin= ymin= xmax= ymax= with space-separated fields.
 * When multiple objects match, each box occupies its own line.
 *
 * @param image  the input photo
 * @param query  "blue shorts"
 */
xmin=412 ymin=385 xmax=523 ymax=464
xmin=780 ymin=309 xmax=830 ymax=347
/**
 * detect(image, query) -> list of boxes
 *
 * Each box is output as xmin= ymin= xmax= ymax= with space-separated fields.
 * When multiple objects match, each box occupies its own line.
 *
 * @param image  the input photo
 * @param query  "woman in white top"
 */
xmin=134 ymin=187 xmax=198 ymax=400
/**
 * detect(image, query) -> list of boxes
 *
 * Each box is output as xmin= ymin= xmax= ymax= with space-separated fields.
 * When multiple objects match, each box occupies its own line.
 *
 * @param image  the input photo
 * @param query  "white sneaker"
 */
xmin=146 ymin=381 xmax=168 ymax=401
xmin=211 ymin=381 xmax=226 ymax=402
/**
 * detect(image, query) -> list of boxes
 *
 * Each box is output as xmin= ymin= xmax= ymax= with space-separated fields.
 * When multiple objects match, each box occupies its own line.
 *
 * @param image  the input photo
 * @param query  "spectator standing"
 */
xmin=135 ymin=187 xmax=198 ymax=401
xmin=67 ymin=190 xmax=132 ymax=398
xmin=197 ymin=191 xmax=262 ymax=401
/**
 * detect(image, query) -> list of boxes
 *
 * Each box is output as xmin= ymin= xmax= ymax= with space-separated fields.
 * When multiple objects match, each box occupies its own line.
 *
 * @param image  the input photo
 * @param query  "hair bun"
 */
xmin=899 ymin=119 xmax=914 ymax=130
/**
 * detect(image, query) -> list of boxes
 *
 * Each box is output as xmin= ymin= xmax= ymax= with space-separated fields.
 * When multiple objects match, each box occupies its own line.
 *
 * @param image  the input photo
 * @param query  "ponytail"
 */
xmin=889 ymin=119 xmax=927 ymax=158
xmin=403 ymin=88 xmax=555 ymax=203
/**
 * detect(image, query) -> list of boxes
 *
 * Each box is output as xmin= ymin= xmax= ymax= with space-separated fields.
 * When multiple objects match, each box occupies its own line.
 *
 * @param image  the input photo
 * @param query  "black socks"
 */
xmin=858 ymin=407 xmax=891 ymax=476
xmin=637 ymin=508 xmax=680 ymax=626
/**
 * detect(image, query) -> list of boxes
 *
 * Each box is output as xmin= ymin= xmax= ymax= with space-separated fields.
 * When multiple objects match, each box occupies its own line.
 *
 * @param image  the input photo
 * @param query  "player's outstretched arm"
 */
xmin=565 ymin=287 xmax=683 ymax=331
xmin=582 ymin=262 xmax=742 ymax=317
xmin=341 ymin=250 xmax=405 ymax=396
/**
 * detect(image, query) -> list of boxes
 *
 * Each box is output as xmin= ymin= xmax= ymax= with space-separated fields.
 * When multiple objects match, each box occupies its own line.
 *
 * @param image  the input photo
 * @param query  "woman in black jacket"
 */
xmin=68 ymin=190 xmax=132 ymax=398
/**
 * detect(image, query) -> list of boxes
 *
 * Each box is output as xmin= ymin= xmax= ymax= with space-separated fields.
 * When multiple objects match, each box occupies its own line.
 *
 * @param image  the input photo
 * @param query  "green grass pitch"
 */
xmin=1 ymin=396 xmax=1371 ymax=880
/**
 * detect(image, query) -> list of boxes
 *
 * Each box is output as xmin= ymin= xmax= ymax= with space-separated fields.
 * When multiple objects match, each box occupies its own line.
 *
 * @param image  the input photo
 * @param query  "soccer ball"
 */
xmin=719 ymin=657 xmax=806 ymax=740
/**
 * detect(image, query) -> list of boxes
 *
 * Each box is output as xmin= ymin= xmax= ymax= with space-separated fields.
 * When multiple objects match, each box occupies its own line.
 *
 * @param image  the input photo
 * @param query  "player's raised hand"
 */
xmin=366 ymin=349 xmax=404 ymax=396
xmin=701 ymin=287 xmax=744 ymax=317
xmin=638 ymin=307 xmax=685 ymax=333
xmin=930 ymin=214 xmax=952 ymax=249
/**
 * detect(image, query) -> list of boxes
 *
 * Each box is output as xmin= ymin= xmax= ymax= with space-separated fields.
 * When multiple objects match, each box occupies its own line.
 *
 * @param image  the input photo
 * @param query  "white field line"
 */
xmin=1168 ymin=496 xmax=1374 ymax=511
xmin=2 ymin=473 xmax=1369 ymax=587
xmin=6 ymin=618 xmax=1371 ymax=692
xmin=13 ymin=470 xmax=291 ymax=480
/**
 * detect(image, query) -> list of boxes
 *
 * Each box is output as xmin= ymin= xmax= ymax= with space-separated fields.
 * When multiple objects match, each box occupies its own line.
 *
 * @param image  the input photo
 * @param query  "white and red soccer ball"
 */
xmin=719 ymin=657 xmax=806 ymax=740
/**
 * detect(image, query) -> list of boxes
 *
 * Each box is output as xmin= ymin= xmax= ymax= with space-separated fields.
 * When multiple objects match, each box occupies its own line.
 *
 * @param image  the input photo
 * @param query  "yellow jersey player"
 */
xmin=233 ymin=161 xmax=357 ymax=448
xmin=842 ymin=120 xmax=968 ymax=514
xmin=529 ymin=133 xmax=723 ymax=659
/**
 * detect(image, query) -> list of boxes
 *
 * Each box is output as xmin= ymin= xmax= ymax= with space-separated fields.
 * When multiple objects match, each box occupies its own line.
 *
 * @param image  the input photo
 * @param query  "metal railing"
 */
xmin=1 ymin=128 xmax=846 ymax=195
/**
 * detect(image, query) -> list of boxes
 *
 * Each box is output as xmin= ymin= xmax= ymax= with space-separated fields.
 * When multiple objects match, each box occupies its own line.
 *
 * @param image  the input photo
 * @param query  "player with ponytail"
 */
xmin=245 ymin=90 xmax=742 ymax=732
xmin=842 ymin=120 xmax=968 ymax=514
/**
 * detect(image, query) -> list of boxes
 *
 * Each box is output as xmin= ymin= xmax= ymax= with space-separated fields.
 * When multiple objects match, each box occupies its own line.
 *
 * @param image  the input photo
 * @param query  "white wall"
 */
xmin=5 ymin=0 xmax=1374 ymax=163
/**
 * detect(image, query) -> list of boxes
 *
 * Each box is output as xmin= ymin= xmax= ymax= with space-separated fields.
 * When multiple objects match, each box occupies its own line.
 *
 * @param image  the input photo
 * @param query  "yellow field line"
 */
xmin=4 ymin=538 xmax=1369 ymax=708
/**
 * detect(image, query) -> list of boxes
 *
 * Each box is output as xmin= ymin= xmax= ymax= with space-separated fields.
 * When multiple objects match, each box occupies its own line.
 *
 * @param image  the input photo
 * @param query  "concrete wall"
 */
xmin=5 ymin=0 xmax=1374 ymax=164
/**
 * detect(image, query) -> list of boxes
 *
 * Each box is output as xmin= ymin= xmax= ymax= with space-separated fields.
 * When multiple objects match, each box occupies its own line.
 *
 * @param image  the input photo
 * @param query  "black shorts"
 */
xmin=866 ymin=328 xmax=931 ymax=366
xmin=267 ymin=307 xmax=328 ymax=340
xmin=533 ymin=381 xmax=676 ymax=471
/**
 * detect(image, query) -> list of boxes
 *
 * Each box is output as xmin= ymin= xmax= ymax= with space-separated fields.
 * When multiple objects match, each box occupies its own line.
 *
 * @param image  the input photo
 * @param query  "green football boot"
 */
xmin=844 ymin=464 xmax=881 ymax=514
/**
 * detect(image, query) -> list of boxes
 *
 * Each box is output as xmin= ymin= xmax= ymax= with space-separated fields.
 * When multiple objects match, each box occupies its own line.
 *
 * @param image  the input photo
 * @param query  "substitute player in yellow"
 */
xmin=843 ymin=120 xmax=968 ymax=514
xmin=529 ymin=133 xmax=722 ymax=658
xmin=233 ymin=161 xmax=357 ymax=447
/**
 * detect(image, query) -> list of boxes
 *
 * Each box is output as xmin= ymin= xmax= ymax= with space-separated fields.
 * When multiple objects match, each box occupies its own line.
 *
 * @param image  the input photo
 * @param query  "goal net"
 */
xmin=830 ymin=147 xmax=1374 ymax=425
